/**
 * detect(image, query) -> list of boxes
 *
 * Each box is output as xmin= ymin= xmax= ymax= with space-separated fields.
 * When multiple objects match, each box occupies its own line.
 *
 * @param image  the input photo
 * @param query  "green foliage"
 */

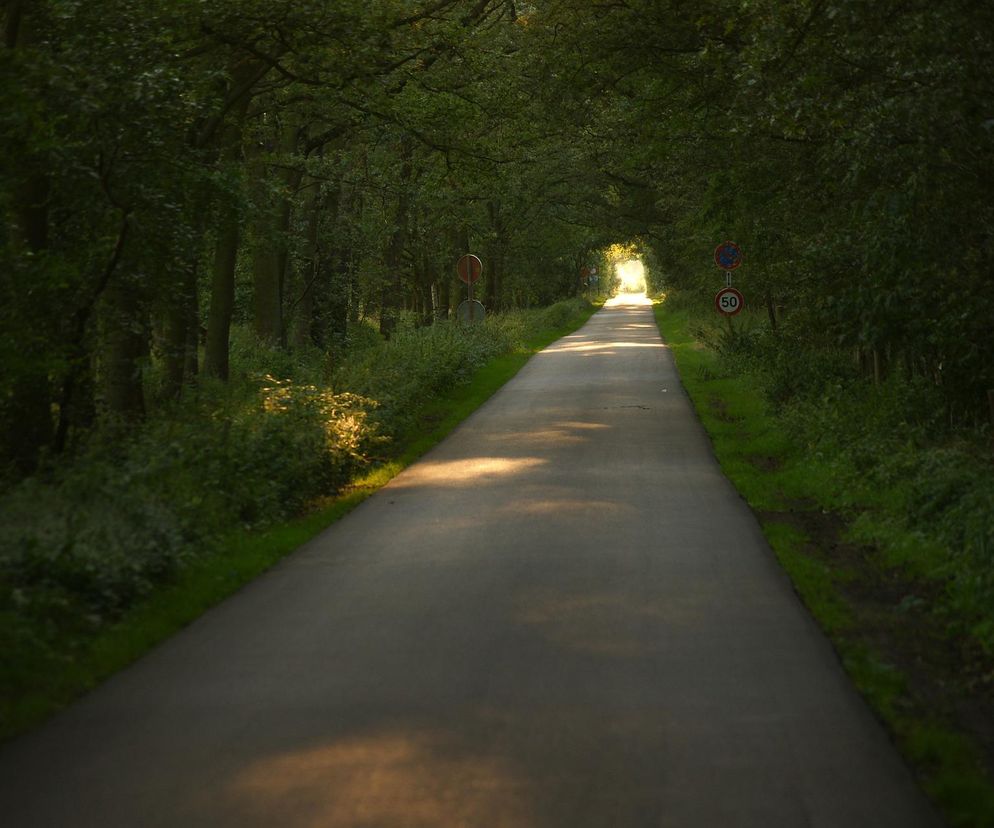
xmin=769 ymin=372 xmax=994 ymax=653
xmin=333 ymin=317 xmax=520 ymax=438
xmin=656 ymin=295 xmax=994 ymax=826
xmin=0 ymin=377 xmax=379 ymax=625
xmin=3 ymin=0 xmax=991 ymax=800
xmin=0 ymin=298 xmax=592 ymax=736
xmin=682 ymin=290 xmax=994 ymax=656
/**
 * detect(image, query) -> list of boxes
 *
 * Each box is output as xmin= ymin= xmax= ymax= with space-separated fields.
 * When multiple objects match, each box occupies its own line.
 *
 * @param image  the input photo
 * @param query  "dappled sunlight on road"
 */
xmin=554 ymin=420 xmax=610 ymax=430
xmin=390 ymin=456 xmax=546 ymax=489
xmin=481 ymin=429 xmax=592 ymax=447
xmin=479 ymin=420 xmax=609 ymax=447
xmin=533 ymin=295 xmax=662 ymax=359
xmin=220 ymin=707 xmax=670 ymax=828
xmin=225 ymin=730 xmax=537 ymax=828
xmin=539 ymin=340 xmax=662 ymax=354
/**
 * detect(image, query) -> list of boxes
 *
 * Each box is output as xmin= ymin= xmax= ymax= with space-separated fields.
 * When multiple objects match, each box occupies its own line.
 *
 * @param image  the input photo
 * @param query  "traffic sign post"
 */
xmin=456 ymin=254 xmax=483 ymax=285
xmin=713 ymin=241 xmax=744 ymax=317
xmin=456 ymin=254 xmax=484 ymax=323
xmin=457 ymin=300 xmax=486 ymax=323
xmin=714 ymin=286 xmax=744 ymax=316
xmin=714 ymin=241 xmax=743 ymax=272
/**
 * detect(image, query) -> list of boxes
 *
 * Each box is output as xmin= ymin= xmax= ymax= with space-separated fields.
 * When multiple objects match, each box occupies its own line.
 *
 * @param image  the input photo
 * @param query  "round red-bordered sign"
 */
xmin=456 ymin=253 xmax=483 ymax=284
xmin=715 ymin=287 xmax=744 ymax=316
xmin=714 ymin=241 xmax=743 ymax=271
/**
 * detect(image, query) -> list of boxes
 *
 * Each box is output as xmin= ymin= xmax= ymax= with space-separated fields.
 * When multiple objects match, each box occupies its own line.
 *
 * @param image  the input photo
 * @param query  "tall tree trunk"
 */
xmin=2 ymin=0 xmax=53 ymax=472
xmin=250 ymin=119 xmax=301 ymax=346
xmin=4 ymin=172 xmax=53 ymax=471
xmin=161 ymin=257 xmax=199 ymax=398
xmin=325 ymin=176 xmax=354 ymax=349
xmin=346 ymin=186 xmax=363 ymax=332
xmin=201 ymin=62 xmax=259 ymax=380
xmin=54 ymin=210 xmax=131 ymax=451
xmin=486 ymin=200 xmax=504 ymax=309
xmin=160 ymin=185 xmax=211 ymax=399
xmin=202 ymin=111 xmax=248 ymax=380
xmin=99 ymin=275 xmax=147 ymax=422
xmin=248 ymin=156 xmax=282 ymax=345
xmin=290 ymin=179 xmax=323 ymax=349
xmin=203 ymin=207 xmax=239 ymax=380
xmin=438 ymin=270 xmax=450 ymax=320
xmin=380 ymin=140 xmax=413 ymax=339
xmin=3 ymin=0 xmax=26 ymax=48
xmin=184 ymin=287 xmax=199 ymax=381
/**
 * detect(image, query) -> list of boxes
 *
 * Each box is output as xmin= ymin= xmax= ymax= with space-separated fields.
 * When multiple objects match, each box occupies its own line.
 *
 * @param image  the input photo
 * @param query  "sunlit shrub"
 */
xmin=0 ymin=298 xmax=591 ymax=656
xmin=258 ymin=375 xmax=381 ymax=467
xmin=333 ymin=316 xmax=521 ymax=438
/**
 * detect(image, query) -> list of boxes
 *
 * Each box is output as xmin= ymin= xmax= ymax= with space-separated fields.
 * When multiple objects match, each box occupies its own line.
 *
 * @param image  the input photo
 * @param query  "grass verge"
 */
xmin=1 ymin=300 xmax=601 ymax=744
xmin=654 ymin=299 xmax=994 ymax=828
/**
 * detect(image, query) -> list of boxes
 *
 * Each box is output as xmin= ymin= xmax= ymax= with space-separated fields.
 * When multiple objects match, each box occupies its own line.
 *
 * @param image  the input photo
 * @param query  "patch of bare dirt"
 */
xmin=747 ymin=454 xmax=783 ymax=472
xmin=707 ymin=397 xmax=742 ymax=423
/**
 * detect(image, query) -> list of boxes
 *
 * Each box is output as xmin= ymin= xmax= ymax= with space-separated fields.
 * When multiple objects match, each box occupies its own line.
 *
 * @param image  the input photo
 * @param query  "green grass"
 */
xmin=764 ymin=522 xmax=854 ymax=634
xmin=1 ymin=299 xmax=601 ymax=743
xmin=653 ymin=297 xmax=994 ymax=828
xmin=654 ymin=305 xmax=837 ymax=508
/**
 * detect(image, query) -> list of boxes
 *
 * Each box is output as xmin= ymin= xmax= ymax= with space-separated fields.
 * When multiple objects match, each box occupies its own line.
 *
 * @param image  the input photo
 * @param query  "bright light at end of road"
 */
xmin=615 ymin=259 xmax=645 ymax=293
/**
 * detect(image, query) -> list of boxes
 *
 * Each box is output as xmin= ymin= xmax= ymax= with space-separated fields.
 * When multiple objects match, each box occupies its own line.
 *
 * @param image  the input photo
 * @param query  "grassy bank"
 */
xmin=0 ymin=297 xmax=600 ymax=743
xmin=653 ymin=297 xmax=994 ymax=827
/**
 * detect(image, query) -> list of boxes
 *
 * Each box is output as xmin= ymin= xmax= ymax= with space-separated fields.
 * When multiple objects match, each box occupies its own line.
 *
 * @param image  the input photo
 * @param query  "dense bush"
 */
xmin=0 ymin=374 xmax=379 ymax=627
xmin=0 ymin=299 xmax=589 ymax=669
xmin=689 ymin=296 xmax=994 ymax=653
xmin=334 ymin=316 xmax=522 ymax=438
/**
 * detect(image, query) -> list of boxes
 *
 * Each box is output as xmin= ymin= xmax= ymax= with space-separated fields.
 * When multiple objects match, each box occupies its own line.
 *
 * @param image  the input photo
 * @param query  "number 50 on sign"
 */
xmin=714 ymin=287 xmax=744 ymax=316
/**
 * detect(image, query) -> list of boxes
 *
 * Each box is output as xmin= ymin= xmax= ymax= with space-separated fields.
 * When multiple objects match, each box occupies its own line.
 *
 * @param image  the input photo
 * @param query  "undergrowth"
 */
xmin=715 ymin=321 xmax=994 ymax=656
xmin=0 ymin=297 xmax=593 ymax=737
xmin=655 ymin=290 xmax=994 ymax=826
xmin=667 ymin=284 xmax=994 ymax=655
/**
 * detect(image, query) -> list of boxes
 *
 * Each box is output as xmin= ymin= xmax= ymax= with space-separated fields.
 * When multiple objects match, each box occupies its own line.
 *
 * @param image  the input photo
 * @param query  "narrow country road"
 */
xmin=0 ymin=296 xmax=941 ymax=827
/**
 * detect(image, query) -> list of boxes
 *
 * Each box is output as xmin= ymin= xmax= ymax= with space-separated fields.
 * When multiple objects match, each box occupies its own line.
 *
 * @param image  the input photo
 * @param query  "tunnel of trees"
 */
xmin=3 ymin=0 xmax=994 ymax=766
xmin=3 ymin=0 xmax=993 ymax=475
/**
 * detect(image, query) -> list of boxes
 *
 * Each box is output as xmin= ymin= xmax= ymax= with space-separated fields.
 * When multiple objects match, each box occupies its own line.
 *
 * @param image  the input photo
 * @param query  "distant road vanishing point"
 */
xmin=0 ymin=294 xmax=941 ymax=827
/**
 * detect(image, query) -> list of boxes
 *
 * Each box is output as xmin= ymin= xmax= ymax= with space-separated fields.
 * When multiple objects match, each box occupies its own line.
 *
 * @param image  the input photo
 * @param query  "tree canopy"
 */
xmin=2 ymin=0 xmax=992 ymax=475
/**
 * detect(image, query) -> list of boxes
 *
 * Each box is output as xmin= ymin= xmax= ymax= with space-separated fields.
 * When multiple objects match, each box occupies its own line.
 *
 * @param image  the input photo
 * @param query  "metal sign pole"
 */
xmin=468 ymin=271 xmax=474 ymax=321
xmin=455 ymin=253 xmax=485 ymax=324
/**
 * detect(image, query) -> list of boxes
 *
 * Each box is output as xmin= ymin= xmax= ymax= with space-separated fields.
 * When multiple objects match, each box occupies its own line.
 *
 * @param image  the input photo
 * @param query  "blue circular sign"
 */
xmin=714 ymin=241 xmax=743 ymax=271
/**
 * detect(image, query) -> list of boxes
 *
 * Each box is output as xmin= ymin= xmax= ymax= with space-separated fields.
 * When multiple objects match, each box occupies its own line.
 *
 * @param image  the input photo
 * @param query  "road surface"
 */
xmin=0 ymin=295 xmax=941 ymax=827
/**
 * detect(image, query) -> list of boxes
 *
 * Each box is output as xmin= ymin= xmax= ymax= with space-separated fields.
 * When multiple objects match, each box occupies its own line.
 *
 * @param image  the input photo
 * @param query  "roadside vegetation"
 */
xmin=653 ymin=291 xmax=994 ymax=828
xmin=3 ymin=4 xmax=991 ymax=814
xmin=0 ymin=296 xmax=599 ymax=742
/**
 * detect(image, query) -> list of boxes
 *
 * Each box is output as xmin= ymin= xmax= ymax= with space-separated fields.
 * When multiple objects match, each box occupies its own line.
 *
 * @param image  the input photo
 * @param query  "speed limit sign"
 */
xmin=715 ymin=287 xmax=744 ymax=316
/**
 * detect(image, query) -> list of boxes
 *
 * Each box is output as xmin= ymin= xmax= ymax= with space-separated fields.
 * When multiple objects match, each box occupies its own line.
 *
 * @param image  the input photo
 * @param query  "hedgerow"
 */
xmin=0 ymin=298 xmax=589 ymax=717
xmin=682 ymin=289 xmax=994 ymax=655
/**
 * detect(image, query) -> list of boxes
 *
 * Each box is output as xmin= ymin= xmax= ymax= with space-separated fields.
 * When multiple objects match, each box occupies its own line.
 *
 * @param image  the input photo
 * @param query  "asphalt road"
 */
xmin=0 ymin=295 xmax=941 ymax=827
